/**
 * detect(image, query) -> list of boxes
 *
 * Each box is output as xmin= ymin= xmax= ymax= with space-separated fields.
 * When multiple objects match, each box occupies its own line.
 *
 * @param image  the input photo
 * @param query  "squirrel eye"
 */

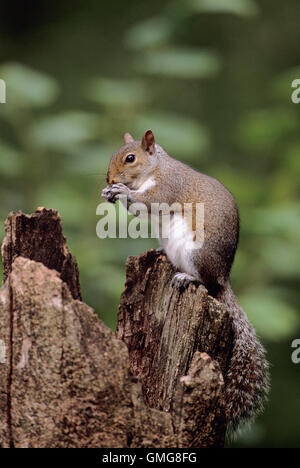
xmin=125 ymin=154 xmax=135 ymax=163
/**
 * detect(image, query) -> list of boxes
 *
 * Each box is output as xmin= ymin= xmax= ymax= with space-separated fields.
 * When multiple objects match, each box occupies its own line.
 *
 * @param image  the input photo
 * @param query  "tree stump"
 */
xmin=0 ymin=208 xmax=233 ymax=448
xmin=1 ymin=207 xmax=81 ymax=301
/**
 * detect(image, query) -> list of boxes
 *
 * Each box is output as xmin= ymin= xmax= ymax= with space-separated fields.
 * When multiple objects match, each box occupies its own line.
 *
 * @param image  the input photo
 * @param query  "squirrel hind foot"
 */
xmin=171 ymin=272 xmax=199 ymax=290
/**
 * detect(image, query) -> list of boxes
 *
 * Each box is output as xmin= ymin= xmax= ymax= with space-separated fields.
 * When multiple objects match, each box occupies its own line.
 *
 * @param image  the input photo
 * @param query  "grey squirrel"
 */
xmin=102 ymin=130 xmax=270 ymax=431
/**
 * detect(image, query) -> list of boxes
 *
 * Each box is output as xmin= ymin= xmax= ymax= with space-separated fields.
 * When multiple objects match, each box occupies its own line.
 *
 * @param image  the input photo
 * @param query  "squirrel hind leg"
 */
xmin=171 ymin=272 xmax=200 ymax=290
xmin=191 ymin=247 xmax=230 ymax=297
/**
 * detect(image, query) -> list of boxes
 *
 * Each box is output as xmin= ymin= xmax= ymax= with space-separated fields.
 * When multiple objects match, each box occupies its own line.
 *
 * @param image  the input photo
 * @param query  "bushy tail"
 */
xmin=218 ymin=282 xmax=270 ymax=432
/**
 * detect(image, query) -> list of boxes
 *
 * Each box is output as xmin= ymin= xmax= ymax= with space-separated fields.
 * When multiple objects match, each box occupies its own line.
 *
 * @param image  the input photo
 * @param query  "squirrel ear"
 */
xmin=142 ymin=130 xmax=155 ymax=154
xmin=124 ymin=133 xmax=134 ymax=144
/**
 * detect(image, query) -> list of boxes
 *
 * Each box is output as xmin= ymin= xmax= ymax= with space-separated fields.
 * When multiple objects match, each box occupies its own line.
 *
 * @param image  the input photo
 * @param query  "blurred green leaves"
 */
xmin=237 ymin=109 xmax=298 ymax=152
xmin=69 ymin=144 xmax=114 ymax=175
xmin=0 ymin=63 xmax=59 ymax=108
xmin=37 ymin=182 xmax=90 ymax=226
xmin=125 ymin=0 xmax=258 ymax=54
xmin=125 ymin=16 xmax=174 ymax=50
xmin=246 ymin=205 xmax=300 ymax=240
xmin=187 ymin=0 xmax=258 ymax=16
xmin=272 ymin=66 xmax=300 ymax=102
xmin=0 ymin=141 xmax=22 ymax=176
xmin=29 ymin=111 xmax=99 ymax=151
xmin=132 ymin=112 xmax=209 ymax=158
xmin=241 ymin=291 xmax=299 ymax=341
xmin=135 ymin=48 xmax=221 ymax=79
xmin=260 ymin=239 xmax=300 ymax=279
xmin=86 ymin=78 xmax=147 ymax=108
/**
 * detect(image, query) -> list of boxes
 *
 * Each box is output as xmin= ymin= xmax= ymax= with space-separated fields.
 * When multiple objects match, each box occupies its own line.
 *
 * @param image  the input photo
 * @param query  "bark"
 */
xmin=1 ymin=207 xmax=81 ymax=300
xmin=117 ymin=250 xmax=233 ymax=447
xmin=0 ymin=208 xmax=233 ymax=448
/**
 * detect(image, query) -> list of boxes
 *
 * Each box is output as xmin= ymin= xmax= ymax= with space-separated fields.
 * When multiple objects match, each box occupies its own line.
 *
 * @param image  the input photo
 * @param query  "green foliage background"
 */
xmin=0 ymin=0 xmax=299 ymax=447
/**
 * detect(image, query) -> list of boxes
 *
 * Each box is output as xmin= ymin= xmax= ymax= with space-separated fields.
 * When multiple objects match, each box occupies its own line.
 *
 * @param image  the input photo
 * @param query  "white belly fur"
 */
xmin=159 ymin=214 xmax=198 ymax=277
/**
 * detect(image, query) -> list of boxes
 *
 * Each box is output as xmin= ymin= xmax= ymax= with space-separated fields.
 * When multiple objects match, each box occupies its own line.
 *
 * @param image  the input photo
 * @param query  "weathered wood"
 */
xmin=0 ymin=209 xmax=234 ymax=447
xmin=174 ymin=352 xmax=226 ymax=448
xmin=117 ymin=250 xmax=233 ymax=443
xmin=0 ymin=257 xmax=176 ymax=448
xmin=1 ymin=207 xmax=81 ymax=300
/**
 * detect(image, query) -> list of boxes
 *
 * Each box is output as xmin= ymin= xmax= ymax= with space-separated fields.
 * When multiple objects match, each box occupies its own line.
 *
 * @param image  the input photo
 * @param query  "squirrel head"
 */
xmin=106 ymin=130 xmax=158 ymax=189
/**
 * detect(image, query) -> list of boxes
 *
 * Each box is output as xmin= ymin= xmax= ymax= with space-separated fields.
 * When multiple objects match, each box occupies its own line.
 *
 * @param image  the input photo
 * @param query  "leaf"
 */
xmin=29 ymin=112 xmax=99 ymax=150
xmin=135 ymin=48 xmax=221 ymax=79
xmin=240 ymin=290 xmax=299 ymax=341
xmin=85 ymin=78 xmax=147 ymax=108
xmin=132 ymin=112 xmax=209 ymax=158
xmin=125 ymin=16 xmax=173 ymax=50
xmin=0 ymin=62 xmax=59 ymax=108
xmin=187 ymin=0 xmax=258 ymax=17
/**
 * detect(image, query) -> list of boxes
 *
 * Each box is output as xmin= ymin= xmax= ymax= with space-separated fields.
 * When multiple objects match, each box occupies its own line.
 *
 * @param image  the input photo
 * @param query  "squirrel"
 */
xmin=102 ymin=130 xmax=270 ymax=431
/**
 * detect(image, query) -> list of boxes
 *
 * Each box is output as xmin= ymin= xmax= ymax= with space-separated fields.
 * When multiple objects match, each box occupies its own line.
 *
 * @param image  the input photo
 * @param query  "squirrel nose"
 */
xmin=106 ymin=171 xmax=117 ymax=185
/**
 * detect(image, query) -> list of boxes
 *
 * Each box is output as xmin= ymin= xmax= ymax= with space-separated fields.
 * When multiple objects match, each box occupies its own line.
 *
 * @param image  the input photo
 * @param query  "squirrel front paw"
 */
xmin=171 ymin=273 xmax=198 ymax=290
xmin=102 ymin=183 xmax=130 ymax=203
